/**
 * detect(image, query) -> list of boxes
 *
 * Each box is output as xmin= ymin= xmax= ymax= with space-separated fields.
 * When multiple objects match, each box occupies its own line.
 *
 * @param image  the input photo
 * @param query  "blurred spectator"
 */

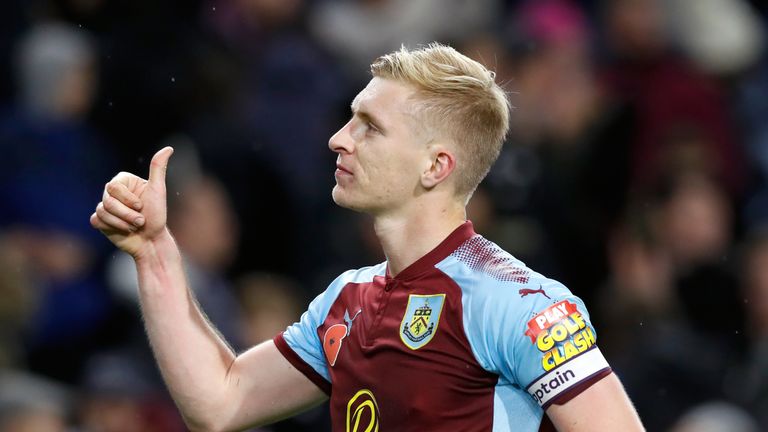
xmin=320 ymin=210 xmax=385 ymax=283
xmin=0 ymin=21 xmax=117 ymax=382
xmin=669 ymin=401 xmax=760 ymax=432
xmin=203 ymin=0 xmax=343 ymax=205
xmin=667 ymin=0 xmax=764 ymax=77
xmin=309 ymin=0 xmax=499 ymax=80
xmin=736 ymin=230 xmax=768 ymax=428
xmin=169 ymin=171 xmax=245 ymax=348
xmin=76 ymin=353 xmax=183 ymax=432
xmin=600 ymin=0 xmax=747 ymax=196
xmin=237 ymin=272 xmax=305 ymax=346
xmin=743 ymin=230 xmax=768 ymax=340
xmin=598 ymin=167 xmax=743 ymax=431
xmin=201 ymin=0 xmax=347 ymax=283
xmin=597 ymin=214 xmax=675 ymax=355
xmin=169 ymin=172 xmax=239 ymax=276
xmin=654 ymin=172 xmax=732 ymax=270
xmin=737 ymin=55 xmax=768 ymax=231
xmin=0 ymin=238 xmax=37 ymax=368
xmin=648 ymin=169 xmax=743 ymax=338
xmin=0 ymin=370 xmax=70 ymax=432
xmin=13 ymin=22 xmax=96 ymax=121
xmin=236 ymin=272 xmax=331 ymax=432
xmin=467 ymin=0 xmax=635 ymax=300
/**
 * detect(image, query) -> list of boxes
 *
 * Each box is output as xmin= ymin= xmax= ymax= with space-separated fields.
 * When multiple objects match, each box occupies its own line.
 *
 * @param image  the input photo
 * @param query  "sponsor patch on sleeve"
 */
xmin=526 ymin=347 xmax=610 ymax=408
xmin=525 ymin=300 xmax=597 ymax=372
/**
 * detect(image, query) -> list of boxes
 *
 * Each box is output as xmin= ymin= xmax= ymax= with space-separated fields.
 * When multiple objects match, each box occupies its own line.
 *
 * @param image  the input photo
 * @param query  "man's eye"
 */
xmin=367 ymin=122 xmax=380 ymax=134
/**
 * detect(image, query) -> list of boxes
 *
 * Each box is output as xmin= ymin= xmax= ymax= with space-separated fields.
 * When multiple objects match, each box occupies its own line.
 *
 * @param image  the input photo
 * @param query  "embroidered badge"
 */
xmin=400 ymin=294 xmax=446 ymax=350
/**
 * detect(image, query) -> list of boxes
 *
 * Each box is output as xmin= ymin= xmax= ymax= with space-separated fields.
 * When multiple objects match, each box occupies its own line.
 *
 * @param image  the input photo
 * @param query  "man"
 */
xmin=91 ymin=43 xmax=644 ymax=431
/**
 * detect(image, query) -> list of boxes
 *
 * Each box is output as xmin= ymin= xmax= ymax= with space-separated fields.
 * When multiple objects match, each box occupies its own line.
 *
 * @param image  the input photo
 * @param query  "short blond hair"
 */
xmin=370 ymin=43 xmax=510 ymax=200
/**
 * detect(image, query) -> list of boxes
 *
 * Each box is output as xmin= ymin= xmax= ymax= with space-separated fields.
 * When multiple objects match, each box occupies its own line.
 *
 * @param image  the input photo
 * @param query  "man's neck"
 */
xmin=373 ymin=199 xmax=466 ymax=277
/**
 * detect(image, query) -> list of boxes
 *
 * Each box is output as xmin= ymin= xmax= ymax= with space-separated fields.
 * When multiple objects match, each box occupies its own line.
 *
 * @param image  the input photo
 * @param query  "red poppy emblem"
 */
xmin=323 ymin=323 xmax=348 ymax=367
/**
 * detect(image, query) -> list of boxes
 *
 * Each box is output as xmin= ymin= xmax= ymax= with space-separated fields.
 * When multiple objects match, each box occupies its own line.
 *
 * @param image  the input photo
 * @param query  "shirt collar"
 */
xmin=387 ymin=220 xmax=476 ymax=282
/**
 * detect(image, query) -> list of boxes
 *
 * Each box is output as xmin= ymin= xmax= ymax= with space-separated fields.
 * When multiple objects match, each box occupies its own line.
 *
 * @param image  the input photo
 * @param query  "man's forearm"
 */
xmin=134 ymin=229 xmax=238 ymax=430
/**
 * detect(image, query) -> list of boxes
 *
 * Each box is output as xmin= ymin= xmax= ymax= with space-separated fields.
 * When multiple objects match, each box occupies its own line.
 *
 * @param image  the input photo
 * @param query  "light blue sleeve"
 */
xmin=506 ymin=280 xmax=609 ymax=408
xmin=437 ymin=256 xmax=610 ymax=409
xmin=282 ymin=263 xmax=386 ymax=383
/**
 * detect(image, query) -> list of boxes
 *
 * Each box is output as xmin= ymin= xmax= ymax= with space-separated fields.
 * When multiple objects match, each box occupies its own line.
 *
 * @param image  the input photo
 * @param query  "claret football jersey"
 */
xmin=274 ymin=221 xmax=611 ymax=431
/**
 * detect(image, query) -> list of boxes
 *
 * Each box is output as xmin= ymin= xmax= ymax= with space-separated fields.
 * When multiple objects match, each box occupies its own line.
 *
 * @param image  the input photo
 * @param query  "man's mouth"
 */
xmin=336 ymin=164 xmax=353 ymax=176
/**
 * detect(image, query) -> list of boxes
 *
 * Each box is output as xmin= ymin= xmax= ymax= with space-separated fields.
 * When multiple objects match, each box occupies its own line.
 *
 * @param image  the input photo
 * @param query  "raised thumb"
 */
xmin=148 ymin=146 xmax=174 ymax=188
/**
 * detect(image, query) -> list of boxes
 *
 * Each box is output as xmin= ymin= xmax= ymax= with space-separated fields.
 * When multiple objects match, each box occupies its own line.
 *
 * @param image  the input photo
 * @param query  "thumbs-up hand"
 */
xmin=91 ymin=147 xmax=174 ymax=257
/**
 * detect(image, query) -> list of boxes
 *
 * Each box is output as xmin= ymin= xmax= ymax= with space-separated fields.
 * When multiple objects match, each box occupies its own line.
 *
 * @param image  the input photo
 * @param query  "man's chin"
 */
xmin=332 ymin=188 xmax=366 ymax=213
xmin=331 ymin=187 xmax=349 ymax=207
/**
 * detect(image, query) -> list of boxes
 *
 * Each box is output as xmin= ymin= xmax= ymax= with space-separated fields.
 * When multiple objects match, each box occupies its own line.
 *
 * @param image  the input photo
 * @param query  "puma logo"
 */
xmin=519 ymin=286 xmax=551 ymax=300
xmin=344 ymin=308 xmax=362 ymax=335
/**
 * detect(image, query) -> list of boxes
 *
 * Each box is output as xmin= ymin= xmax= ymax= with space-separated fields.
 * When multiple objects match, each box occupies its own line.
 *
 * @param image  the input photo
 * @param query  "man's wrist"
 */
xmin=133 ymin=228 xmax=179 ymax=265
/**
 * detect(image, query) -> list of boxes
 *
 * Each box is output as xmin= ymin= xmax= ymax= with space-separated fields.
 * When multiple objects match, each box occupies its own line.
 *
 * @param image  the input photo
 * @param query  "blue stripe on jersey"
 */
xmin=283 ymin=262 xmax=387 ymax=383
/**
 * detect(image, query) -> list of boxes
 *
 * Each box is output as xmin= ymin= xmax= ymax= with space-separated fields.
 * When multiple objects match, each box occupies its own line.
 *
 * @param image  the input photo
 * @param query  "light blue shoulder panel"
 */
xmin=282 ymin=262 xmax=387 ymax=382
xmin=435 ymin=236 xmax=606 ymax=428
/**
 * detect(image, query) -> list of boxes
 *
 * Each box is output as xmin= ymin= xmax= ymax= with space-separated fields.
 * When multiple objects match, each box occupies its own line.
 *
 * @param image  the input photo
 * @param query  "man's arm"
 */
xmin=546 ymin=373 xmax=644 ymax=432
xmin=91 ymin=148 xmax=326 ymax=431
xmin=136 ymin=231 xmax=326 ymax=431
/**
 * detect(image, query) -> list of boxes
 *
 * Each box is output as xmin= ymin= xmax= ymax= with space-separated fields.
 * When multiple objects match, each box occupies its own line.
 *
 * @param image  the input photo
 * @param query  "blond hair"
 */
xmin=370 ymin=43 xmax=510 ymax=200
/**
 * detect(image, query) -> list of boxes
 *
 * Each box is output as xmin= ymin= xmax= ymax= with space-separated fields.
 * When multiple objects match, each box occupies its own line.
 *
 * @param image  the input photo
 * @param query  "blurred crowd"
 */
xmin=1 ymin=0 xmax=768 ymax=431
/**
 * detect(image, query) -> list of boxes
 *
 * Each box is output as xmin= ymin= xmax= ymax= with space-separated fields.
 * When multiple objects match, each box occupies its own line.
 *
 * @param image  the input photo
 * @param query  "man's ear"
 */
xmin=421 ymin=144 xmax=456 ymax=189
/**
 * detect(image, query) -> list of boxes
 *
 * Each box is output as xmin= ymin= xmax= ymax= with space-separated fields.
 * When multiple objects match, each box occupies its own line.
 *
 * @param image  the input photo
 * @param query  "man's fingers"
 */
xmin=90 ymin=212 xmax=103 ymax=229
xmin=148 ymin=146 xmax=174 ymax=189
xmin=95 ymin=203 xmax=137 ymax=233
xmin=102 ymin=194 xmax=145 ymax=227
xmin=106 ymin=181 xmax=143 ymax=211
xmin=90 ymin=211 xmax=122 ymax=233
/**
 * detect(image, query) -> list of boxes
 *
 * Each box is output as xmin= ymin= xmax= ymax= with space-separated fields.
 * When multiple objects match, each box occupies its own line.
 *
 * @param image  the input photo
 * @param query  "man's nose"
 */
xmin=329 ymin=120 xmax=354 ymax=154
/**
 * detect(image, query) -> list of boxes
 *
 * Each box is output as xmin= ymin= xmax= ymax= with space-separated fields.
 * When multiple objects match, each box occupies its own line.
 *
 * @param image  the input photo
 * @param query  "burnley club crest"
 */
xmin=400 ymin=294 xmax=446 ymax=350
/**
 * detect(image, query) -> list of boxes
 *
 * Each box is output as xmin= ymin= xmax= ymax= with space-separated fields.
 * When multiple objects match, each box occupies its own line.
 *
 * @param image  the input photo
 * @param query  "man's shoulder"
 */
xmin=437 ymin=234 xmax=536 ymax=285
xmin=435 ymin=234 xmax=574 ymax=302
xmin=302 ymin=261 xmax=388 ymax=323
xmin=328 ymin=261 xmax=388 ymax=289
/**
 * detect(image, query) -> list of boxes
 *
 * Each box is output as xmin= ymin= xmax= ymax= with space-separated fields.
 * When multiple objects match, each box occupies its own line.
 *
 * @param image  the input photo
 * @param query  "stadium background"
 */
xmin=1 ymin=0 xmax=768 ymax=430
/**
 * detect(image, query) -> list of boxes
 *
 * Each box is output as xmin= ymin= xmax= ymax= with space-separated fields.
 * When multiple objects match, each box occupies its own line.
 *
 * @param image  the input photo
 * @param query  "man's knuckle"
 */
xmin=103 ymin=196 xmax=116 ymax=210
